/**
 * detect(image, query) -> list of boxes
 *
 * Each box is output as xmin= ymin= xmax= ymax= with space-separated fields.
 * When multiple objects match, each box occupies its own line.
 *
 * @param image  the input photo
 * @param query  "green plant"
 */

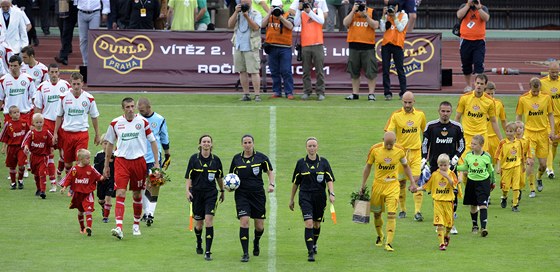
xmin=350 ymin=187 xmax=370 ymax=207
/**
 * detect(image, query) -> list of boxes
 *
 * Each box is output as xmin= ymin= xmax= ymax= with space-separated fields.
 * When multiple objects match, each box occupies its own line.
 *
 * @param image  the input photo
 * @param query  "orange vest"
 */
xmin=460 ymin=8 xmax=486 ymax=41
xmin=265 ymin=14 xmax=293 ymax=46
xmin=301 ymin=10 xmax=324 ymax=47
xmin=346 ymin=8 xmax=376 ymax=45
xmin=381 ymin=12 xmax=406 ymax=48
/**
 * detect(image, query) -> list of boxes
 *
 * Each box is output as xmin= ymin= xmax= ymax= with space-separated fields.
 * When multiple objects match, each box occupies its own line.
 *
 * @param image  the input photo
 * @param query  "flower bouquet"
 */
xmin=149 ymin=168 xmax=171 ymax=187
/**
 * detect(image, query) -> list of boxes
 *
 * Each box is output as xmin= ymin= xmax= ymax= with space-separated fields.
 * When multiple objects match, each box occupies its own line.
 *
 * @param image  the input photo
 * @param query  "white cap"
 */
xmin=271 ymin=0 xmax=282 ymax=6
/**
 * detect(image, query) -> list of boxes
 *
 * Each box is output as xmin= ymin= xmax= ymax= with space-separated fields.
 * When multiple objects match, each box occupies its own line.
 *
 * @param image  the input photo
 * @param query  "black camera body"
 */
xmin=472 ymin=0 xmax=479 ymax=4
xmin=358 ymin=3 xmax=365 ymax=12
xmin=296 ymin=44 xmax=302 ymax=61
xmin=241 ymin=3 xmax=250 ymax=12
xmin=387 ymin=5 xmax=395 ymax=14
xmin=272 ymin=6 xmax=284 ymax=17
xmin=302 ymin=2 xmax=310 ymax=10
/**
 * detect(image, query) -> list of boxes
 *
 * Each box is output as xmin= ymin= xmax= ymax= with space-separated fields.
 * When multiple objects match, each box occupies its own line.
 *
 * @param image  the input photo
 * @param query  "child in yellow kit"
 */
xmin=495 ymin=122 xmax=524 ymax=212
xmin=418 ymin=154 xmax=458 ymax=251
xmin=515 ymin=121 xmax=534 ymax=200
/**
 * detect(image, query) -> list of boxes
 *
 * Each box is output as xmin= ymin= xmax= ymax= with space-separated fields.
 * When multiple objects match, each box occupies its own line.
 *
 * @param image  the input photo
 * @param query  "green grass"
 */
xmin=1 ymin=93 xmax=559 ymax=271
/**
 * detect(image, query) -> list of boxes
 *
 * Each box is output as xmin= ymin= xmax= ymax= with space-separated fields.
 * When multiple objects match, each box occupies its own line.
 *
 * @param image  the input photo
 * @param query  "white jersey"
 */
xmin=34 ymin=79 xmax=71 ymax=121
xmin=21 ymin=62 xmax=49 ymax=86
xmin=0 ymin=73 xmax=36 ymax=114
xmin=0 ymin=44 xmax=14 ymax=76
xmin=105 ymin=114 xmax=156 ymax=160
xmin=57 ymin=90 xmax=100 ymax=132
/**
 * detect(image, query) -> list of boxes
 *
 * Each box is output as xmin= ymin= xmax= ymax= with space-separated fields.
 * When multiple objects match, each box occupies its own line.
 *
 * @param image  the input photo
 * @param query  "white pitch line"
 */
xmin=268 ymin=106 xmax=277 ymax=272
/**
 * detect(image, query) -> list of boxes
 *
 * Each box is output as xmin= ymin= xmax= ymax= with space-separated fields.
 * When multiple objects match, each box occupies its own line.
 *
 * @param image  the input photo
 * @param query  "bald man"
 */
xmin=384 ymin=91 xmax=426 ymax=221
xmin=137 ymin=98 xmax=171 ymax=226
xmin=540 ymin=61 xmax=560 ymax=179
xmin=360 ymin=131 xmax=417 ymax=252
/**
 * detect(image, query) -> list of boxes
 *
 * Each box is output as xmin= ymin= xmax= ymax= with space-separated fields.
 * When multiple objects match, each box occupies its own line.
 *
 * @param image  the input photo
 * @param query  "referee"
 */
xmin=421 ymin=101 xmax=465 ymax=234
xmin=289 ymin=137 xmax=335 ymax=262
xmin=185 ymin=135 xmax=225 ymax=261
xmin=229 ymin=134 xmax=275 ymax=262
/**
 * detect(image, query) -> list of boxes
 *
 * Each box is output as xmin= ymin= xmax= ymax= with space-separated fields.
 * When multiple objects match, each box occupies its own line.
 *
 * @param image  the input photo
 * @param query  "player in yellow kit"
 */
xmin=540 ymin=61 xmax=560 ymax=179
xmin=495 ymin=122 xmax=524 ymax=212
xmin=359 ymin=131 xmax=417 ymax=252
xmin=485 ymin=82 xmax=507 ymax=165
xmin=516 ymin=77 xmax=555 ymax=195
xmin=515 ymin=121 xmax=534 ymax=198
xmin=384 ymin=91 xmax=426 ymax=222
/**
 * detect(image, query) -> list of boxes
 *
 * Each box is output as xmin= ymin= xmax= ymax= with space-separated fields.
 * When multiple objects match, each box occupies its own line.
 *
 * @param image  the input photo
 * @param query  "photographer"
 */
xmin=456 ymin=0 xmax=490 ymax=93
xmin=342 ymin=0 xmax=378 ymax=101
xmin=384 ymin=0 xmax=418 ymax=32
xmin=291 ymin=0 xmax=329 ymax=101
xmin=262 ymin=0 xmax=295 ymax=99
xmin=228 ymin=0 xmax=264 ymax=102
xmin=380 ymin=5 xmax=408 ymax=100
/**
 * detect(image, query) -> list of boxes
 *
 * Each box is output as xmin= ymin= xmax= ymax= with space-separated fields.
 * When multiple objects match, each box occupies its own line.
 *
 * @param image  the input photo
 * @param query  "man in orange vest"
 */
xmin=380 ymin=5 xmax=408 ymax=100
xmin=293 ymin=0 xmax=329 ymax=101
xmin=262 ymin=0 xmax=295 ymax=99
xmin=342 ymin=0 xmax=378 ymax=101
xmin=457 ymin=0 xmax=489 ymax=93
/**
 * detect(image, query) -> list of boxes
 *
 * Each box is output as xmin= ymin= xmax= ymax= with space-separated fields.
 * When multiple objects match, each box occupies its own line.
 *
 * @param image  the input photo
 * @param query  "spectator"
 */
xmin=326 ymin=0 xmax=348 ymax=32
xmin=1 ymin=0 xmax=29 ymax=54
xmin=154 ymin=0 xmax=168 ymax=29
xmin=228 ymin=0 xmax=263 ymax=102
xmin=54 ymin=0 xmax=78 ymax=66
xmin=195 ymin=0 xmax=211 ymax=31
xmin=380 ymin=4 xmax=408 ymax=100
xmin=38 ymin=0 xmax=50 ymax=35
xmin=262 ymin=0 xmax=294 ymax=99
xmin=110 ymin=0 xmax=129 ymax=29
xmin=457 ymin=0 xmax=489 ymax=92
xmin=167 ymin=0 xmax=197 ymax=30
xmin=76 ymin=0 xmax=110 ymax=66
xmin=125 ymin=0 xmax=160 ymax=29
xmin=292 ymin=0 xmax=328 ymax=101
xmin=13 ymin=0 xmax=38 ymax=46
xmin=342 ymin=0 xmax=378 ymax=101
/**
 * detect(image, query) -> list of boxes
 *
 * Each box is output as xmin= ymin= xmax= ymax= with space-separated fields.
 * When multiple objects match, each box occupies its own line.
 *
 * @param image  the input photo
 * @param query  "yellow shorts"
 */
xmin=525 ymin=129 xmax=549 ymax=159
xmin=463 ymin=133 xmax=489 ymax=156
xmin=487 ymin=135 xmax=500 ymax=162
xmin=398 ymin=149 xmax=421 ymax=179
xmin=370 ymin=181 xmax=400 ymax=214
xmin=520 ymin=169 xmax=526 ymax=189
xmin=233 ymin=50 xmax=260 ymax=74
xmin=500 ymin=166 xmax=521 ymax=191
xmin=551 ymin=117 xmax=560 ymax=144
xmin=433 ymin=200 xmax=454 ymax=228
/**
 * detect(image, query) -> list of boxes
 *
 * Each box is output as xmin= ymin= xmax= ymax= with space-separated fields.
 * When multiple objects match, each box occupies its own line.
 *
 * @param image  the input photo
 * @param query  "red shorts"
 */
xmin=69 ymin=192 xmax=95 ymax=212
xmin=30 ymin=154 xmax=49 ymax=177
xmin=4 ymin=111 xmax=33 ymax=126
xmin=5 ymin=145 xmax=27 ymax=168
xmin=44 ymin=119 xmax=61 ymax=150
xmin=114 ymin=157 xmax=147 ymax=191
xmin=60 ymin=130 xmax=89 ymax=163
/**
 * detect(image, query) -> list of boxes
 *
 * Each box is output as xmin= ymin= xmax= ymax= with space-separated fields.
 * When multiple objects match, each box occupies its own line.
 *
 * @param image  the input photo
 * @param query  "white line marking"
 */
xmin=268 ymin=106 xmax=277 ymax=272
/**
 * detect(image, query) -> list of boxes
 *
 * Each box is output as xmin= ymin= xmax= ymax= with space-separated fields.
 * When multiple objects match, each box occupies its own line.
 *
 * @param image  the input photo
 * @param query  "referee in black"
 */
xmin=185 ymin=135 xmax=225 ymax=261
xmin=421 ymin=101 xmax=465 ymax=234
xmin=289 ymin=137 xmax=335 ymax=262
xmin=229 ymin=134 xmax=275 ymax=263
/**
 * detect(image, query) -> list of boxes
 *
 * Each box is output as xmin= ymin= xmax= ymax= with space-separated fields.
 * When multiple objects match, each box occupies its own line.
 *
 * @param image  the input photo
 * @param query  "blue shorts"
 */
xmin=397 ymin=0 xmax=418 ymax=14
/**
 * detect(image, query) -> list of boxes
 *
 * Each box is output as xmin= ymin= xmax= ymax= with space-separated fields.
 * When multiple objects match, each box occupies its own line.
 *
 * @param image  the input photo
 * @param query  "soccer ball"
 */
xmin=224 ymin=173 xmax=241 ymax=192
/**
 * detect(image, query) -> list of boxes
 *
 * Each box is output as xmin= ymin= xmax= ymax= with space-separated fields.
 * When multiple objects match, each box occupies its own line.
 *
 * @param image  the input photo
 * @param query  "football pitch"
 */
xmin=1 ymin=93 xmax=559 ymax=271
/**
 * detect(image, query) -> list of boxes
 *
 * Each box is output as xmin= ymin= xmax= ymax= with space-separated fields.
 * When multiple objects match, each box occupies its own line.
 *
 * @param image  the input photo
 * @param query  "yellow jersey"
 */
xmin=384 ymin=107 xmax=426 ymax=150
xmin=457 ymin=92 xmax=496 ymax=136
xmin=516 ymin=92 xmax=553 ymax=132
xmin=540 ymin=76 xmax=560 ymax=117
xmin=487 ymin=98 xmax=506 ymax=137
xmin=495 ymin=138 xmax=523 ymax=169
xmin=366 ymin=142 xmax=406 ymax=184
xmin=422 ymin=169 xmax=458 ymax=202
xmin=516 ymin=136 xmax=532 ymax=161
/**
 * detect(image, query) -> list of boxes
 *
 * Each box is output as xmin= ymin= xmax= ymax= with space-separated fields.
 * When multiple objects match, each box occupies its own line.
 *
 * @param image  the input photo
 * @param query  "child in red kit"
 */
xmin=0 ymin=106 xmax=30 ymax=190
xmin=61 ymin=149 xmax=104 ymax=236
xmin=22 ymin=113 xmax=54 ymax=198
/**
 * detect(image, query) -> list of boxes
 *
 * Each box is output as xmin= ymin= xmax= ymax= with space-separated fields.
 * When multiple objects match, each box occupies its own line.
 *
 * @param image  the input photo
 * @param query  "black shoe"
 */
xmin=43 ymin=29 xmax=50 ymax=35
xmin=40 ymin=191 xmax=46 ymax=199
xmin=512 ymin=206 xmax=520 ymax=212
xmin=196 ymin=246 xmax=203 ymax=254
xmin=86 ymin=227 xmax=92 ymax=236
xmin=253 ymin=243 xmax=260 ymax=256
xmin=204 ymin=252 xmax=212 ymax=261
xmin=307 ymin=251 xmax=315 ymax=262
xmin=384 ymin=94 xmax=393 ymax=101
xmin=537 ymin=179 xmax=543 ymax=192
xmin=140 ymin=214 xmax=147 ymax=222
xmin=54 ymin=56 xmax=68 ymax=65
xmin=313 ymin=245 xmax=317 ymax=254
xmin=146 ymin=215 xmax=154 ymax=226
xmin=35 ymin=190 xmax=40 ymax=196
xmin=33 ymin=37 xmax=40 ymax=46
xmin=500 ymin=197 xmax=507 ymax=208
xmin=345 ymin=94 xmax=359 ymax=100
xmin=241 ymin=254 xmax=249 ymax=262
xmin=10 ymin=183 xmax=16 ymax=190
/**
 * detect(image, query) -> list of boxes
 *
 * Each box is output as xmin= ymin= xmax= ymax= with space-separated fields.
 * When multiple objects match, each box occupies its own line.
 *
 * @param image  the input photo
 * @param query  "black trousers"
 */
xmin=57 ymin=4 xmax=78 ymax=60
xmin=381 ymin=43 xmax=407 ymax=97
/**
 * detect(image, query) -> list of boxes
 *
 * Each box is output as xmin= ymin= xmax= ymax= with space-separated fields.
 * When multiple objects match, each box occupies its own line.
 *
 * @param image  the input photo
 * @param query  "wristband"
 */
xmin=269 ymin=183 xmax=275 ymax=187
xmin=220 ymin=189 xmax=225 ymax=193
xmin=329 ymin=191 xmax=335 ymax=197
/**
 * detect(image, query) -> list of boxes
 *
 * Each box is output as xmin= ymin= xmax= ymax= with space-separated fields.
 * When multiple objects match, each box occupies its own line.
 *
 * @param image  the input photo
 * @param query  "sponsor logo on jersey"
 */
xmin=47 ymin=94 xmax=60 ymax=103
xmin=436 ymin=187 xmax=450 ymax=194
xmin=467 ymin=111 xmax=484 ymax=118
xmin=378 ymin=164 xmax=396 ymax=171
xmin=401 ymin=127 xmax=418 ymax=134
xmin=532 ymin=103 xmax=539 ymax=110
xmin=67 ymin=108 xmax=85 ymax=116
xmin=506 ymin=157 xmax=517 ymax=162
xmin=473 ymin=105 xmax=480 ymax=111
xmin=75 ymin=178 xmax=90 ymax=184
xmin=121 ymin=132 xmax=140 ymax=141
xmin=406 ymin=120 xmax=414 ymax=126
xmin=31 ymin=141 xmax=45 ymax=148
xmin=13 ymin=131 xmax=26 ymax=137
xmin=441 ymin=128 xmax=448 ymax=136
xmin=20 ymin=81 xmax=27 ymax=86
xmin=82 ymin=101 xmax=88 ymax=107
xmin=436 ymin=137 xmax=453 ymax=144
xmin=93 ymin=34 xmax=154 ymax=74
xmin=34 ymin=71 xmax=40 ymax=77
xmin=9 ymin=88 xmax=25 ymax=96
xmin=528 ymin=110 xmax=544 ymax=116
xmin=135 ymin=123 xmax=142 ymax=130
xmin=375 ymin=37 xmax=435 ymax=77
xmin=384 ymin=157 xmax=392 ymax=164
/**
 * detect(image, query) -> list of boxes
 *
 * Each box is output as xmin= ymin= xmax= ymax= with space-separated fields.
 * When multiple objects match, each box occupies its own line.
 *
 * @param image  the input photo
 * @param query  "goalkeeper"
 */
xmin=137 ymin=98 xmax=172 ymax=227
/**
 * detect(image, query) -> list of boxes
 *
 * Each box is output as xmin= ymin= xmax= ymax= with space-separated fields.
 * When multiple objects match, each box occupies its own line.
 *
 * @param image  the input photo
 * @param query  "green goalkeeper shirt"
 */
xmin=456 ymin=151 xmax=495 ymax=183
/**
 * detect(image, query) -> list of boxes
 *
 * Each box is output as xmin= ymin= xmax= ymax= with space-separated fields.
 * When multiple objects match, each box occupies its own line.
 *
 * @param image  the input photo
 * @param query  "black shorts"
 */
xmin=192 ymin=189 xmax=218 ymax=220
xmin=235 ymin=189 xmax=266 ymax=219
xmin=299 ymin=191 xmax=326 ymax=222
xmin=96 ymin=178 xmax=115 ymax=199
xmin=463 ymin=177 xmax=491 ymax=206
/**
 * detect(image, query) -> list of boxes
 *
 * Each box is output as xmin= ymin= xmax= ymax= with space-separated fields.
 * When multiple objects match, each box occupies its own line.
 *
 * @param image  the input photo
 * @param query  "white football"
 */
xmin=224 ymin=173 xmax=241 ymax=192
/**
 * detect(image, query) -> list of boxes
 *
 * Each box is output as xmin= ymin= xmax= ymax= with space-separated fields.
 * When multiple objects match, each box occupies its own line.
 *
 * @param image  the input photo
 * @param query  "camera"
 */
xmin=356 ymin=0 xmax=365 ymax=12
xmin=272 ymin=6 xmax=283 ymax=17
xmin=385 ymin=21 xmax=392 ymax=30
xmin=302 ymin=2 xmax=310 ymax=10
xmin=295 ymin=44 xmax=302 ymax=61
xmin=241 ymin=3 xmax=250 ymax=12
xmin=472 ymin=0 xmax=479 ymax=4
xmin=387 ymin=5 xmax=395 ymax=14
